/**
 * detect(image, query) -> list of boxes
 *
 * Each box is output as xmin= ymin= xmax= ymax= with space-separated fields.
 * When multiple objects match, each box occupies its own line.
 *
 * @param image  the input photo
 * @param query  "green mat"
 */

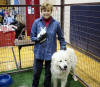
xmin=10 ymin=69 xmax=85 ymax=87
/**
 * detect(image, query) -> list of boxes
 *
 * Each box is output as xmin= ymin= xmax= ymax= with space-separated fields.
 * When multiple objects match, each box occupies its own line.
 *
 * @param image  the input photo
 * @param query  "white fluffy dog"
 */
xmin=51 ymin=48 xmax=78 ymax=87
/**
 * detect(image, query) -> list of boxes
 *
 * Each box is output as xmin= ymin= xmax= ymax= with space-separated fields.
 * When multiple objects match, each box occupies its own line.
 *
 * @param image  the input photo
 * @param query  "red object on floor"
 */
xmin=0 ymin=31 xmax=15 ymax=47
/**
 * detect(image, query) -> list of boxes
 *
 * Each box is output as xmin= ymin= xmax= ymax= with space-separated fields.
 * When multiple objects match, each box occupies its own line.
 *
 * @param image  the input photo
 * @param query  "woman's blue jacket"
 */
xmin=30 ymin=17 xmax=66 ymax=60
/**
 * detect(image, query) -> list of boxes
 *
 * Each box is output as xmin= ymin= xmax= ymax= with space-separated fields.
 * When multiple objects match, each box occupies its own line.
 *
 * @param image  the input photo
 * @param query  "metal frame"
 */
xmin=1 ymin=2 xmax=100 ymax=87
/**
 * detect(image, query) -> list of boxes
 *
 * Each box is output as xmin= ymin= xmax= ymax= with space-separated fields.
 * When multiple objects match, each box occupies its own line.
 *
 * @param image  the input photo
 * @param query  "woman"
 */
xmin=30 ymin=1 xmax=66 ymax=87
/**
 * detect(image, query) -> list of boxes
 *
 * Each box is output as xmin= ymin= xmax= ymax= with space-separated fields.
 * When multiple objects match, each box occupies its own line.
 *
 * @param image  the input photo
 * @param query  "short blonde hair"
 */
xmin=16 ymin=15 xmax=25 ymax=24
xmin=41 ymin=1 xmax=53 ymax=12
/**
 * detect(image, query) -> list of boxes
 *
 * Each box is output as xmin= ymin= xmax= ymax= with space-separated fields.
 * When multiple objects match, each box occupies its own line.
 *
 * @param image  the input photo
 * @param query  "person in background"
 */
xmin=3 ymin=9 xmax=14 ymax=25
xmin=0 ymin=9 xmax=4 ymax=24
xmin=30 ymin=1 xmax=66 ymax=87
xmin=10 ymin=7 xmax=17 ymax=19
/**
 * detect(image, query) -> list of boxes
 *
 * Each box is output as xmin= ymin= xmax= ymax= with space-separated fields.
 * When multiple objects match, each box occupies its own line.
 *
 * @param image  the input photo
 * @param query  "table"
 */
xmin=13 ymin=39 xmax=35 ymax=69
xmin=0 ymin=25 xmax=35 ymax=69
xmin=0 ymin=25 xmax=35 ymax=70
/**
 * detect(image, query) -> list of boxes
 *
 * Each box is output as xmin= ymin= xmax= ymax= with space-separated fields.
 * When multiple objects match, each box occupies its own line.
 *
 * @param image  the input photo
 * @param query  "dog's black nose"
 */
xmin=64 ymin=65 xmax=67 ymax=69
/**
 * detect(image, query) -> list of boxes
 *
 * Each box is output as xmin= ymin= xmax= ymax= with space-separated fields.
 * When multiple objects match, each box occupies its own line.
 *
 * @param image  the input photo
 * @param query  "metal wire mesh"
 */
xmin=0 ymin=2 xmax=100 ymax=87
xmin=0 ymin=5 xmax=61 ymax=71
xmin=64 ymin=4 xmax=100 ymax=87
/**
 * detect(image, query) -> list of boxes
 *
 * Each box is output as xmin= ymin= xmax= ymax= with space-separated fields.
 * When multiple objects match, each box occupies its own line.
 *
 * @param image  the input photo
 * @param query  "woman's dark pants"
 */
xmin=32 ymin=59 xmax=51 ymax=87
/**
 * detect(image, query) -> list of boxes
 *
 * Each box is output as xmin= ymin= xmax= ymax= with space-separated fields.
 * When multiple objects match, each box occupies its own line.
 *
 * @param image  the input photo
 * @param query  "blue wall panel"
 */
xmin=70 ymin=5 xmax=100 ymax=58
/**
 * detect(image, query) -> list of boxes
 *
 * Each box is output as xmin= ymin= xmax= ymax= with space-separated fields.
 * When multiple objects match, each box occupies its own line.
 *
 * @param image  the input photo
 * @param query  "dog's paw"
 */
xmin=73 ymin=75 xmax=78 ymax=81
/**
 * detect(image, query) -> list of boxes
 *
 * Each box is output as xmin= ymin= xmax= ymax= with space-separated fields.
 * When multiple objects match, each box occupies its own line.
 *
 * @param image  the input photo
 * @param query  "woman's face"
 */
xmin=41 ymin=9 xmax=52 ymax=19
